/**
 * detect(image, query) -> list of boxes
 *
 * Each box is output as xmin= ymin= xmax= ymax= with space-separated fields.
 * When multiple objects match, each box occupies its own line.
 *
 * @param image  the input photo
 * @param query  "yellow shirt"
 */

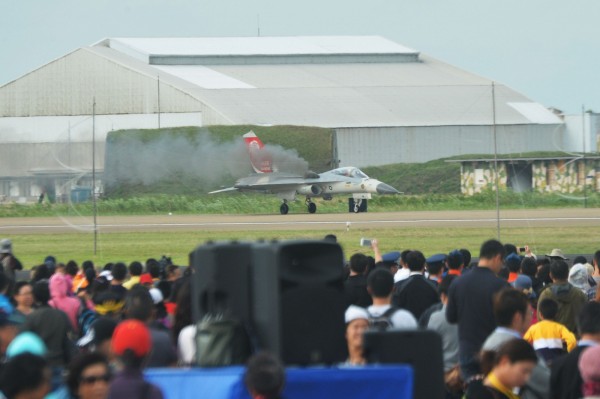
xmin=122 ymin=275 xmax=141 ymax=290
xmin=524 ymin=319 xmax=577 ymax=352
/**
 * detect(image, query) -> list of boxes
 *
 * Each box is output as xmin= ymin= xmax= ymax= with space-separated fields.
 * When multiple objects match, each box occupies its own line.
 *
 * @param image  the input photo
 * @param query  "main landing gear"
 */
xmin=280 ymin=200 xmax=289 ymax=215
xmin=306 ymin=197 xmax=317 ymax=214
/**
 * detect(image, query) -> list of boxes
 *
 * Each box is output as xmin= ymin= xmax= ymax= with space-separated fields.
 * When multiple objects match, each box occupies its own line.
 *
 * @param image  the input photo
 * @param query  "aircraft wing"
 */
xmin=208 ymin=187 xmax=239 ymax=194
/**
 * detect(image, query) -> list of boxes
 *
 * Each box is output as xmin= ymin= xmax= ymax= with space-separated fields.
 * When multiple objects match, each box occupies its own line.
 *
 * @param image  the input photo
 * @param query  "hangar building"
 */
xmin=0 ymin=36 xmax=565 ymax=201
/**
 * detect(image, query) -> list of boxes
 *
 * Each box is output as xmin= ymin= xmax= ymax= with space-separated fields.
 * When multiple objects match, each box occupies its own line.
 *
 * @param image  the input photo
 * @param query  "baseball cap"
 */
xmin=6 ymin=332 xmax=47 ymax=358
xmin=0 ymin=239 xmax=11 ymax=254
xmin=345 ymin=305 xmax=369 ymax=324
xmin=381 ymin=251 xmax=401 ymax=264
xmin=112 ymin=320 xmax=152 ymax=357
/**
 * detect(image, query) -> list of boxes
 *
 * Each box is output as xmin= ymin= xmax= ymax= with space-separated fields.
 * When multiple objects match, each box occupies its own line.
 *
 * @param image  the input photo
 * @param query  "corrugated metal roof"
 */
xmin=87 ymin=39 xmax=564 ymax=128
xmin=1 ymin=36 xmax=563 ymax=128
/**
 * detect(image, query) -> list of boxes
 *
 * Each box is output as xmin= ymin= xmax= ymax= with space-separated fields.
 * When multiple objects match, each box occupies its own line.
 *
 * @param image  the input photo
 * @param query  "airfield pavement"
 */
xmin=0 ymin=208 xmax=598 ymax=234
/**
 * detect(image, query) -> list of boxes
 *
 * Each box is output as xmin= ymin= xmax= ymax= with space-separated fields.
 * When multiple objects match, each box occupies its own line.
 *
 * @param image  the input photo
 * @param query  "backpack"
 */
xmin=77 ymin=299 xmax=98 ymax=338
xmin=195 ymin=313 xmax=252 ymax=367
xmin=367 ymin=307 xmax=398 ymax=331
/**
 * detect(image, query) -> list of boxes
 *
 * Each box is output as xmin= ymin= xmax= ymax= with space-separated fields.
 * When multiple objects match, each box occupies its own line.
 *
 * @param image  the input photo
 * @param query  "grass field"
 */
xmin=8 ymin=225 xmax=599 ymax=269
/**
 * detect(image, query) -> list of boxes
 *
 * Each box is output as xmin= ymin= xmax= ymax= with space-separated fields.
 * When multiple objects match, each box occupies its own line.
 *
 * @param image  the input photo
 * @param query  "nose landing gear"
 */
xmin=306 ymin=197 xmax=317 ymax=214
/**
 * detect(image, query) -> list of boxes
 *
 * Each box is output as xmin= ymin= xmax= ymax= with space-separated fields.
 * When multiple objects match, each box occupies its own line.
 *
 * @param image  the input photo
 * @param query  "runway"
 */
xmin=0 ymin=208 xmax=598 ymax=234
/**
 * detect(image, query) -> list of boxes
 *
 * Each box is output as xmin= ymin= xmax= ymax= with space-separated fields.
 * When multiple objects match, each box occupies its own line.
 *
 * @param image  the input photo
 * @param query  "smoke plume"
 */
xmin=104 ymin=131 xmax=309 ymax=193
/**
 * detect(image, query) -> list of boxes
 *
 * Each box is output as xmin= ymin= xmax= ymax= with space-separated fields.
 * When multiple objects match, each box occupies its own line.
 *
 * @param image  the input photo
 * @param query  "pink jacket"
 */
xmin=48 ymin=273 xmax=81 ymax=332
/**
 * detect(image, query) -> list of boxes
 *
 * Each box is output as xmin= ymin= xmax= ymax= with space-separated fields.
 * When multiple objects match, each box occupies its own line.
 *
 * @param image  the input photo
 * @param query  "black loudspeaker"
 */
xmin=251 ymin=240 xmax=348 ymax=365
xmin=363 ymin=330 xmax=445 ymax=399
xmin=189 ymin=242 xmax=253 ymax=325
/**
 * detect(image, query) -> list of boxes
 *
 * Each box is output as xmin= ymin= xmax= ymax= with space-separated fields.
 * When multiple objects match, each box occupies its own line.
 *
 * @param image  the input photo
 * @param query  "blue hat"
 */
xmin=427 ymin=253 xmax=447 ymax=265
xmin=6 ymin=332 xmax=47 ymax=358
xmin=505 ymin=253 xmax=521 ymax=271
xmin=381 ymin=251 xmax=401 ymax=264
xmin=512 ymin=275 xmax=535 ymax=299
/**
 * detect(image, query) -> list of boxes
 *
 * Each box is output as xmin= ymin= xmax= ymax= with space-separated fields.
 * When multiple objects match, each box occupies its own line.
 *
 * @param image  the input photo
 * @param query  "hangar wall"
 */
xmin=335 ymin=124 xmax=565 ymax=167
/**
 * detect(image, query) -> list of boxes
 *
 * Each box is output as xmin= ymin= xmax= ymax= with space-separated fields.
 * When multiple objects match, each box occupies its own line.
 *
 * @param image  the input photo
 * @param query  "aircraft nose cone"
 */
xmin=376 ymin=182 xmax=400 ymax=195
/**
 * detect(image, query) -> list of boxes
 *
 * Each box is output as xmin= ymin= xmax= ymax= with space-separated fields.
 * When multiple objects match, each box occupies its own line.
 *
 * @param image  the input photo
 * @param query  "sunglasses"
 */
xmin=80 ymin=374 xmax=110 ymax=385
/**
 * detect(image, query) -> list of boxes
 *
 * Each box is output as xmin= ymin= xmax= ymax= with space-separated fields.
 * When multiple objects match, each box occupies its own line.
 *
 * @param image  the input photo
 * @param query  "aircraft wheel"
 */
xmin=280 ymin=203 xmax=289 ymax=215
xmin=308 ymin=202 xmax=317 ymax=214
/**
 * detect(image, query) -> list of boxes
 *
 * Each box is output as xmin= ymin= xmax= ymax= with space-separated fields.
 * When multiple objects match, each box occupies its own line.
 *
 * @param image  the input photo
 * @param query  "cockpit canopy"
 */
xmin=331 ymin=167 xmax=369 ymax=179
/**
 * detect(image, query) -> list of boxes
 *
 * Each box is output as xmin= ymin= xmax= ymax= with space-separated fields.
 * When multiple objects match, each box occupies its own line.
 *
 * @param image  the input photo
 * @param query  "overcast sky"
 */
xmin=2 ymin=0 xmax=598 ymax=114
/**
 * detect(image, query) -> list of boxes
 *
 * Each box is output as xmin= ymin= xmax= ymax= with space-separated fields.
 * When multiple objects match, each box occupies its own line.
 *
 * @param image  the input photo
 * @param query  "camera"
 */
xmin=360 ymin=238 xmax=372 ymax=247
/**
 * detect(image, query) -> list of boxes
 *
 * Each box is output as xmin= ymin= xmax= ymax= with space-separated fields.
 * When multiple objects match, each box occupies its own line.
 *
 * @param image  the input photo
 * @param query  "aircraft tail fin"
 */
xmin=243 ymin=131 xmax=273 ymax=173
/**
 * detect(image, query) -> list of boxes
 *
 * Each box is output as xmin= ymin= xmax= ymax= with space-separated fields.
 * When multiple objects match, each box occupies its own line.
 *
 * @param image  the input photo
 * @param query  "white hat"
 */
xmin=149 ymin=288 xmax=164 ymax=305
xmin=98 ymin=270 xmax=113 ymax=281
xmin=0 ymin=239 xmax=12 ymax=254
xmin=345 ymin=305 xmax=369 ymax=324
xmin=545 ymin=248 xmax=568 ymax=260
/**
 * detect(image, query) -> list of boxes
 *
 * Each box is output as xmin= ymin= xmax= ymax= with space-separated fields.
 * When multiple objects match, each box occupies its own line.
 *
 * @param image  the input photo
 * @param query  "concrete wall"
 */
xmin=335 ymin=124 xmax=564 ymax=167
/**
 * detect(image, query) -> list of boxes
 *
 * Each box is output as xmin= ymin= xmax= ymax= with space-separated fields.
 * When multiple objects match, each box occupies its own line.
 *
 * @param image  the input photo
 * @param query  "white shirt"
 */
xmin=394 ymin=268 xmax=410 ymax=282
xmin=177 ymin=324 xmax=197 ymax=365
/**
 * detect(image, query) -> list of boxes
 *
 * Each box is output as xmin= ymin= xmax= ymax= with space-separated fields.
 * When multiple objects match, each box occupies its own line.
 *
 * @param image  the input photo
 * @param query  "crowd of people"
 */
xmin=0 ymin=238 xmax=287 ymax=399
xmin=1 ymin=233 xmax=600 ymax=399
xmin=343 ymin=238 xmax=600 ymax=399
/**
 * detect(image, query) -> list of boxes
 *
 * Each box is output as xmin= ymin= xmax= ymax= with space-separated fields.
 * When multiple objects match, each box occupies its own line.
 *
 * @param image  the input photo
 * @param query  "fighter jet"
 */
xmin=209 ymin=132 xmax=400 ymax=214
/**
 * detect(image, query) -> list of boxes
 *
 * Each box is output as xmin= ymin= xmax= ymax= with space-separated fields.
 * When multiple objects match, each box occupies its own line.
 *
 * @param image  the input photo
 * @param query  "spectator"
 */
xmin=424 ymin=275 xmax=461 ymax=396
xmin=394 ymin=249 xmax=412 ymax=282
xmin=513 ymin=274 xmax=538 ymax=323
xmin=592 ymin=250 xmax=600 ymax=286
xmin=65 ymin=261 xmax=79 ymax=295
xmin=48 ymin=272 xmax=81 ymax=332
xmin=0 ymin=353 xmax=51 ymax=399
xmin=12 ymin=281 xmax=33 ymax=317
xmin=344 ymin=253 xmax=372 ymax=308
xmin=367 ymin=268 xmax=417 ymax=329
xmin=479 ymin=288 xmax=549 ymax=399
xmin=343 ymin=305 xmax=369 ymax=366
xmin=568 ymin=263 xmax=596 ymax=301
xmin=551 ymin=301 xmax=600 ymax=399
xmin=505 ymin=253 xmax=521 ymax=283
xmin=145 ymin=259 xmax=161 ymax=284
xmin=446 ymin=239 xmax=508 ymax=383
xmin=172 ymin=279 xmax=191 ymax=347
xmin=109 ymin=262 xmax=128 ymax=301
xmin=447 ymin=250 xmax=464 ymax=277
xmin=22 ymin=280 xmax=73 ymax=369
xmin=537 ymin=260 xmax=587 ymax=334
xmin=459 ymin=248 xmax=472 ymax=270
xmin=521 ymin=257 xmax=543 ymax=296
xmin=0 ymin=239 xmax=23 ymax=282
xmin=244 ymin=352 xmax=285 ymax=399
xmin=426 ymin=253 xmax=446 ymax=286
xmin=66 ymin=352 xmax=111 ymax=399
xmin=466 ymin=339 xmax=538 ymax=399
xmin=123 ymin=261 xmax=143 ymax=290
xmin=376 ymin=251 xmax=401 ymax=276
xmin=578 ymin=345 xmax=600 ymax=399
xmin=72 ymin=261 xmax=94 ymax=294
xmin=0 ymin=273 xmax=14 ymax=315
xmin=0 ymin=309 xmax=21 ymax=358
xmin=77 ymin=317 xmax=118 ymax=362
xmin=524 ymin=298 xmax=576 ymax=366
xmin=392 ymin=250 xmax=440 ymax=320
xmin=123 ymin=286 xmax=177 ymax=367
xmin=108 ymin=320 xmax=164 ymax=399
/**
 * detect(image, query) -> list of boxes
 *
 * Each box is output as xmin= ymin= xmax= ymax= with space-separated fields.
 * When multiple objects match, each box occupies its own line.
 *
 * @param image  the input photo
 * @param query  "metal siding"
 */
xmin=0 ymin=113 xmax=202 ymax=177
xmin=0 ymin=49 xmax=204 ymax=117
xmin=336 ymin=125 xmax=564 ymax=167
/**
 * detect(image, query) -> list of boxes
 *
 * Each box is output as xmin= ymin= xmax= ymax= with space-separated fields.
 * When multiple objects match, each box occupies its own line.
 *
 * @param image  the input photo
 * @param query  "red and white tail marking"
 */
xmin=243 ymin=131 xmax=273 ymax=173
